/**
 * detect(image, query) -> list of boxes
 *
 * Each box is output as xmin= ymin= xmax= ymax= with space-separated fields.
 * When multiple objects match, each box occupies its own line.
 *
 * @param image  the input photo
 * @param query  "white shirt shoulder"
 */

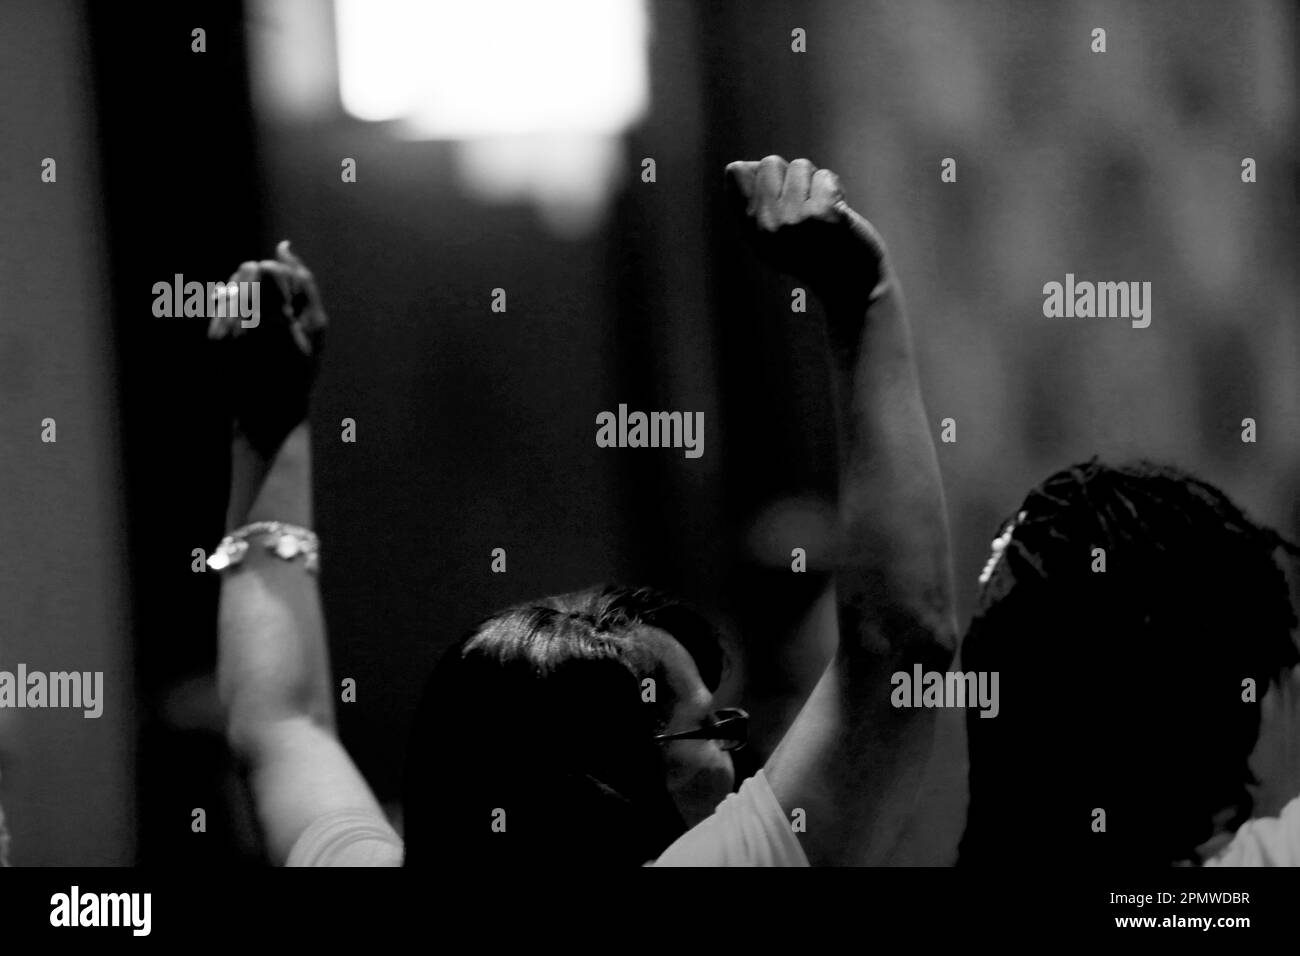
xmin=651 ymin=769 xmax=809 ymax=867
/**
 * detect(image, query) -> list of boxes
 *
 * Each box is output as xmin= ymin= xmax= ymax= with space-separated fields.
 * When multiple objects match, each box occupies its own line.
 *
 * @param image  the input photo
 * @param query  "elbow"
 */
xmin=881 ymin=609 xmax=958 ymax=674
xmin=224 ymin=711 xmax=266 ymax=767
xmin=221 ymin=687 xmax=279 ymax=765
xmin=221 ymin=682 xmax=331 ymax=766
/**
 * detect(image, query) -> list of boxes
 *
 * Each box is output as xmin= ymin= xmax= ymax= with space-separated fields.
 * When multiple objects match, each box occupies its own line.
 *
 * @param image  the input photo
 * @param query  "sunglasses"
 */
xmin=653 ymin=707 xmax=749 ymax=752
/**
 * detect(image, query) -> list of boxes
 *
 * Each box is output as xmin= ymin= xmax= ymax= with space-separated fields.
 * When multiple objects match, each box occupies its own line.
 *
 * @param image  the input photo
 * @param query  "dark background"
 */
xmin=1 ymin=0 xmax=1296 ymax=865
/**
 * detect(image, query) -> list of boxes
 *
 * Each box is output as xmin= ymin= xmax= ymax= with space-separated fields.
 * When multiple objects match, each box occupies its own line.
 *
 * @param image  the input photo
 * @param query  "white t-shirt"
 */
xmin=286 ymin=769 xmax=809 ymax=867
xmin=1204 ymin=796 xmax=1300 ymax=866
xmin=650 ymin=769 xmax=808 ymax=866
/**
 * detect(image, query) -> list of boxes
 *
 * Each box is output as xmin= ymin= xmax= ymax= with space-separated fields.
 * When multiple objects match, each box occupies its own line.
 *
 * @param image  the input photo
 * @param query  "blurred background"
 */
xmin=0 ymin=0 xmax=1295 ymax=865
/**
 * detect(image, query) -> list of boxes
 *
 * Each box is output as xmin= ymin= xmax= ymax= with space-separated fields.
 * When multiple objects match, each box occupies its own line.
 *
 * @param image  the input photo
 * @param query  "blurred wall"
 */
xmin=0 ymin=0 xmax=135 ymax=864
xmin=88 ymin=0 xmax=268 ymax=865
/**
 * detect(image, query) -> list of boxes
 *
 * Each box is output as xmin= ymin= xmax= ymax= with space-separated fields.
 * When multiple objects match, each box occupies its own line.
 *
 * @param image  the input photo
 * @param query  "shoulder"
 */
xmin=650 ymin=770 xmax=810 ymax=867
xmin=1204 ymin=796 xmax=1300 ymax=867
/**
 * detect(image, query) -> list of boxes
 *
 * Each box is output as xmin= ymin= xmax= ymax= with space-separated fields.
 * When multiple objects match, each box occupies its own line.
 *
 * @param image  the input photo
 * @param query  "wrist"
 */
xmin=813 ymin=215 xmax=895 ymax=324
xmin=207 ymin=520 xmax=320 ymax=574
xmin=227 ymin=420 xmax=311 ymax=530
xmin=823 ymin=267 xmax=906 ymax=362
xmin=232 ymin=415 xmax=308 ymax=458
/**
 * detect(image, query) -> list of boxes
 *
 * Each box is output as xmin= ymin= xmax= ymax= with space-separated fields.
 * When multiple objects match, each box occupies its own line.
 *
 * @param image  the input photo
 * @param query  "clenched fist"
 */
xmin=210 ymin=240 xmax=328 ymax=457
xmin=725 ymin=156 xmax=891 ymax=312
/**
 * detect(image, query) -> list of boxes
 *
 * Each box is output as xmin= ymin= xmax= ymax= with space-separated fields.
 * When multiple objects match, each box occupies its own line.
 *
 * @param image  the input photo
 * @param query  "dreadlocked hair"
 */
xmin=960 ymin=459 xmax=1299 ymax=868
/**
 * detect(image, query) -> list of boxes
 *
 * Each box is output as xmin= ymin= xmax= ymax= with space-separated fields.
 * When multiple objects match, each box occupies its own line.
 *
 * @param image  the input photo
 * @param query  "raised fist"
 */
xmin=725 ymin=156 xmax=889 ymax=309
xmin=209 ymin=240 xmax=328 ymax=456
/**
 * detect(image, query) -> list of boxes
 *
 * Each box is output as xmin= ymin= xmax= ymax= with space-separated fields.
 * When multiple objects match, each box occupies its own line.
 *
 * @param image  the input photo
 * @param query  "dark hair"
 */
xmin=960 ymin=459 xmax=1299 ymax=866
xmin=401 ymin=585 xmax=725 ymax=867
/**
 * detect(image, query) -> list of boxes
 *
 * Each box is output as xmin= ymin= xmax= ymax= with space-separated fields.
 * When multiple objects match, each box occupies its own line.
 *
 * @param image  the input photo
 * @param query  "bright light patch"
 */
xmin=336 ymin=0 xmax=649 ymax=138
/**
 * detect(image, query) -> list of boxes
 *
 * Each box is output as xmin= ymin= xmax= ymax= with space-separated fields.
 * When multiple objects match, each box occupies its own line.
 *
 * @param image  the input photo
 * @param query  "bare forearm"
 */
xmin=767 ymin=277 xmax=956 ymax=865
xmin=826 ymin=277 xmax=957 ymax=665
xmin=217 ymin=422 xmax=335 ymax=756
xmin=226 ymin=422 xmax=313 ymax=531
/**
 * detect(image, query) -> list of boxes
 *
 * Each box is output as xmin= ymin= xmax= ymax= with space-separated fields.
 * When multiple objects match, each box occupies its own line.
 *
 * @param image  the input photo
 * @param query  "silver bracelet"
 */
xmin=207 ymin=521 xmax=320 ymax=574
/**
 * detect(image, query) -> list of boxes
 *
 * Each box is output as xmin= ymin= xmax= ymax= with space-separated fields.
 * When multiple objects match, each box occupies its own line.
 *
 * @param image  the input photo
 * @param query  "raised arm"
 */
xmin=727 ymin=157 xmax=958 ymax=866
xmin=211 ymin=243 xmax=386 ymax=864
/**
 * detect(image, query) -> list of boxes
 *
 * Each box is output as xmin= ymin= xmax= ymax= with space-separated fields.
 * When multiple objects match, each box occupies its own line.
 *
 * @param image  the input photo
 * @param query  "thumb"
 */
xmin=276 ymin=239 xmax=305 ymax=270
xmin=725 ymin=161 xmax=759 ymax=215
xmin=835 ymin=201 xmax=890 ymax=267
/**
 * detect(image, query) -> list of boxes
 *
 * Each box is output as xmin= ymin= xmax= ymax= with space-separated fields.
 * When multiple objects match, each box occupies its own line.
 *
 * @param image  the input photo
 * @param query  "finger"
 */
xmin=839 ymin=204 xmax=889 ymax=265
xmin=209 ymin=286 xmax=242 ymax=339
xmin=779 ymin=158 xmax=815 ymax=222
xmin=206 ymin=306 xmax=224 ymax=339
xmin=725 ymin=160 xmax=759 ymax=207
xmin=754 ymin=155 xmax=788 ymax=230
xmin=298 ymin=275 xmax=328 ymax=331
xmin=274 ymin=241 xmax=325 ymax=326
xmin=210 ymin=264 xmax=252 ymax=338
xmin=280 ymin=258 xmax=325 ymax=328
xmin=807 ymin=167 xmax=845 ymax=221
xmin=231 ymin=261 xmax=259 ymax=336
xmin=273 ymin=241 xmax=329 ymax=332
xmin=207 ymin=282 xmax=239 ymax=338
xmin=289 ymin=320 xmax=314 ymax=356
xmin=207 ymin=284 xmax=225 ymax=338
xmin=276 ymin=239 xmax=305 ymax=270
xmin=257 ymin=259 xmax=295 ymax=313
